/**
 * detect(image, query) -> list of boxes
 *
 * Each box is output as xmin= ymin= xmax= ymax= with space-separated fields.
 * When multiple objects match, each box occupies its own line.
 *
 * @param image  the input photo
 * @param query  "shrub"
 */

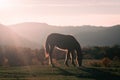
xmin=90 ymin=61 xmax=102 ymax=67
xmin=110 ymin=61 xmax=120 ymax=68
xmin=101 ymin=57 xmax=111 ymax=67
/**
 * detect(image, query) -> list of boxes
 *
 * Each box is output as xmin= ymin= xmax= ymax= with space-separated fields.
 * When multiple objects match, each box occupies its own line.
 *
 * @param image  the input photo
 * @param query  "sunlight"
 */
xmin=0 ymin=0 xmax=12 ymax=9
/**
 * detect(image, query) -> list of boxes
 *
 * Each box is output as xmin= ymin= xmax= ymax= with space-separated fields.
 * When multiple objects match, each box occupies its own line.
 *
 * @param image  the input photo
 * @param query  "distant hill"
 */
xmin=0 ymin=24 xmax=39 ymax=48
xmin=9 ymin=22 xmax=120 ymax=47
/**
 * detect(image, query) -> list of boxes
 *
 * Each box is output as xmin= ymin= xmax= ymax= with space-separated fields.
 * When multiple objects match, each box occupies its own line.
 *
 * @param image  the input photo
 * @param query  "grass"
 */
xmin=0 ymin=60 xmax=120 ymax=80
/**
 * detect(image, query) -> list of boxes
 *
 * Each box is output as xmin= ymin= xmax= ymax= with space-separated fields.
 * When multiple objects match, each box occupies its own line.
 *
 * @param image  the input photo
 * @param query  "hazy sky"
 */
xmin=0 ymin=0 xmax=120 ymax=26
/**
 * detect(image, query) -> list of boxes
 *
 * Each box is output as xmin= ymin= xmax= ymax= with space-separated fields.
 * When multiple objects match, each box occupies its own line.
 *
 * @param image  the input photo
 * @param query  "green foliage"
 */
xmin=83 ymin=45 xmax=120 ymax=60
xmin=89 ymin=61 xmax=102 ymax=67
xmin=0 ymin=46 xmax=45 ymax=66
xmin=0 ymin=45 xmax=120 ymax=67
xmin=110 ymin=61 xmax=120 ymax=68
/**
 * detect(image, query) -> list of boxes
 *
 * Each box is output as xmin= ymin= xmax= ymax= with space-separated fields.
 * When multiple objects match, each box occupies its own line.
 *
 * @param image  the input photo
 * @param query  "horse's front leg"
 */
xmin=64 ymin=51 xmax=70 ymax=67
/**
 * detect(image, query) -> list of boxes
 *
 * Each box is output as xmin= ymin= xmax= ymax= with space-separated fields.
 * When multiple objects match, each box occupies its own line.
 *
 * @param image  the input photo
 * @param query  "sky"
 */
xmin=0 ymin=0 xmax=120 ymax=26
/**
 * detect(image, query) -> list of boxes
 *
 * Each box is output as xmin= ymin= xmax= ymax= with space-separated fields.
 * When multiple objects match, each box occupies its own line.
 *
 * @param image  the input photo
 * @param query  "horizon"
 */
xmin=1 ymin=21 xmax=120 ymax=27
xmin=0 ymin=21 xmax=120 ymax=27
xmin=0 ymin=0 xmax=120 ymax=26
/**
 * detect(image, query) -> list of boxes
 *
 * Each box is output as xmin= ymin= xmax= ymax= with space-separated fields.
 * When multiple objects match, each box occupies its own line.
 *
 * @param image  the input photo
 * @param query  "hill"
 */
xmin=9 ymin=22 xmax=120 ymax=47
xmin=0 ymin=24 xmax=39 ymax=48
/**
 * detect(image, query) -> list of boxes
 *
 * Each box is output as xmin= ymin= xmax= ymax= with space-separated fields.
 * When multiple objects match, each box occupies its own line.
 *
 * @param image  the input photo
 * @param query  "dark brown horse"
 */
xmin=45 ymin=33 xmax=82 ymax=67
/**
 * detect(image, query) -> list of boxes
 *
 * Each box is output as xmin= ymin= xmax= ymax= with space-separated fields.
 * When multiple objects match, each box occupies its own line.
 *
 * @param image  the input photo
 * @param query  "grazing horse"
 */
xmin=45 ymin=33 xmax=82 ymax=67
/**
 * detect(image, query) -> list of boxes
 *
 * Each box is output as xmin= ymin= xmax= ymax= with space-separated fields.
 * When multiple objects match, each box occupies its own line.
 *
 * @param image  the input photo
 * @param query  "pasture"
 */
xmin=0 ymin=60 xmax=120 ymax=80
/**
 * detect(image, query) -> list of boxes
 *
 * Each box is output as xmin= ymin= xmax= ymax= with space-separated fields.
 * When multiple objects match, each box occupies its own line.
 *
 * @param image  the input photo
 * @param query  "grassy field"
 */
xmin=0 ymin=60 xmax=120 ymax=80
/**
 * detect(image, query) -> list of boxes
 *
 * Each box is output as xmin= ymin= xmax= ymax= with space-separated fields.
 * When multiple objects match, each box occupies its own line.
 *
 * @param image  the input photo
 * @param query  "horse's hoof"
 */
xmin=51 ymin=64 xmax=56 ymax=68
xmin=65 ymin=64 xmax=69 ymax=67
xmin=72 ymin=63 xmax=76 ymax=67
xmin=72 ymin=65 xmax=76 ymax=67
xmin=77 ymin=65 xmax=85 ymax=69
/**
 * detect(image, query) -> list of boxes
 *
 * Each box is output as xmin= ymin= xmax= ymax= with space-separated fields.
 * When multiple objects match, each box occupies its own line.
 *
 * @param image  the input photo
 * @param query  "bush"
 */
xmin=110 ymin=61 xmax=120 ymax=68
xmin=90 ymin=57 xmax=111 ymax=67
xmin=101 ymin=57 xmax=111 ymax=67
xmin=90 ymin=61 xmax=102 ymax=67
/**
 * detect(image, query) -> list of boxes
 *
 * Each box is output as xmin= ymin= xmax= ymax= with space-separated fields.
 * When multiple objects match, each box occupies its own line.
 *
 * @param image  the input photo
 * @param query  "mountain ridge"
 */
xmin=0 ymin=22 xmax=120 ymax=48
xmin=9 ymin=22 xmax=120 ymax=47
xmin=0 ymin=24 xmax=39 ymax=48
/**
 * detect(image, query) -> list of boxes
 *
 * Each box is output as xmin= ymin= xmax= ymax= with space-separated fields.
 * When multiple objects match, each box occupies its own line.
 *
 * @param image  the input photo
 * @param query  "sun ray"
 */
xmin=0 ymin=0 xmax=12 ymax=9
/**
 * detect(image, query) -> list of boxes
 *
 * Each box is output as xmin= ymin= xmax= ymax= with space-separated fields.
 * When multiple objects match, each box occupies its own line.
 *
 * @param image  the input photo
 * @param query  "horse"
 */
xmin=45 ymin=33 xmax=82 ymax=67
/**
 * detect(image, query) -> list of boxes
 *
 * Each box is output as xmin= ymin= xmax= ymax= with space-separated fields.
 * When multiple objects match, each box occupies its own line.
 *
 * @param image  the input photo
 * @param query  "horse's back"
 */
xmin=47 ymin=33 xmax=76 ymax=42
xmin=46 ymin=33 xmax=79 ymax=49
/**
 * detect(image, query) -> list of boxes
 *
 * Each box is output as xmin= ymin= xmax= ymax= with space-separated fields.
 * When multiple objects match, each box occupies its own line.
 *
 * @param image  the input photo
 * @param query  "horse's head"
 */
xmin=76 ymin=46 xmax=83 ymax=67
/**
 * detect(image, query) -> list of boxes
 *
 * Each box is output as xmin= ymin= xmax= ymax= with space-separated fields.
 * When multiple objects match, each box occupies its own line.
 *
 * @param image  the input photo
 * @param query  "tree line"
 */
xmin=83 ymin=45 xmax=120 ymax=60
xmin=0 ymin=45 xmax=119 ymax=67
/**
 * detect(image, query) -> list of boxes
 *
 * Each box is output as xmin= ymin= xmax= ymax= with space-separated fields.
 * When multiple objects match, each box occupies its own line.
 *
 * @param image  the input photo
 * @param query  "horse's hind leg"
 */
xmin=71 ymin=51 xmax=76 ymax=67
xmin=49 ymin=46 xmax=55 ymax=67
xmin=64 ymin=51 xmax=70 ymax=67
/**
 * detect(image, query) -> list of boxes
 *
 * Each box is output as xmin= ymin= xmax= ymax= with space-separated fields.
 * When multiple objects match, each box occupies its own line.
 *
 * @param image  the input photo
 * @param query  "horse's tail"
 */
xmin=45 ymin=39 xmax=49 ymax=59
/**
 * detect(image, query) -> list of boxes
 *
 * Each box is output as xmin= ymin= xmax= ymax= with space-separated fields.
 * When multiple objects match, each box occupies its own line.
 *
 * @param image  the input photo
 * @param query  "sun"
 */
xmin=0 ymin=0 xmax=12 ymax=9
